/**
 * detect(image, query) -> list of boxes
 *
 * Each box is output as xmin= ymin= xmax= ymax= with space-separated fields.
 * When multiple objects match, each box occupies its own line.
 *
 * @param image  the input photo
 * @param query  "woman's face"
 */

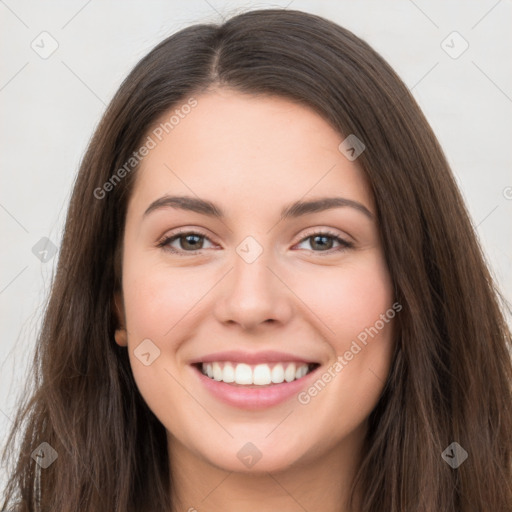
xmin=115 ymin=88 xmax=396 ymax=473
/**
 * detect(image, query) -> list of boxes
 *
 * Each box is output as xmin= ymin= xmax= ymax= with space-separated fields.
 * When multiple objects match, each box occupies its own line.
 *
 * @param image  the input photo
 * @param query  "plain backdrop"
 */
xmin=1 ymin=0 xmax=511 ymax=490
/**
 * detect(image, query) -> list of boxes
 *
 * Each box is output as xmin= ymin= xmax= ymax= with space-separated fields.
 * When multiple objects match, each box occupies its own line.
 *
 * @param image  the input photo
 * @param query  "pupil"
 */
xmin=313 ymin=235 xmax=332 ymax=250
xmin=179 ymin=234 xmax=334 ymax=251
xmin=183 ymin=234 xmax=201 ymax=249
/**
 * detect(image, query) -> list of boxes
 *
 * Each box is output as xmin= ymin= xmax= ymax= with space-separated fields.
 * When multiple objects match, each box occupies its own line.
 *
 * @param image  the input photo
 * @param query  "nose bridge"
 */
xmin=231 ymin=240 xmax=278 ymax=306
xmin=213 ymin=235 xmax=292 ymax=329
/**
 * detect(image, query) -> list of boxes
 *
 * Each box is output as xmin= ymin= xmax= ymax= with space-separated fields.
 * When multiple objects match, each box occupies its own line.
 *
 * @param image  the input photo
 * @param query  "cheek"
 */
xmin=121 ymin=262 xmax=207 ymax=424
xmin=291 ymin=253 xmax=395 ymax=416
xmin=120 ymin=258 xmax=203 ymax=388
xmin=122 ymin=262 xmax=204 ymax=341
xmin=293 ymin=252 xmax=394 ymax=341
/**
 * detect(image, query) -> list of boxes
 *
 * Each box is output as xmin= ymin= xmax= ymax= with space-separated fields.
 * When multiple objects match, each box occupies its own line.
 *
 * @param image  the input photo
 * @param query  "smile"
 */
xmin=198 ymin=361 xmax=318 ymax=386
xmin=190 ymin=351 xmax=322 ymax=409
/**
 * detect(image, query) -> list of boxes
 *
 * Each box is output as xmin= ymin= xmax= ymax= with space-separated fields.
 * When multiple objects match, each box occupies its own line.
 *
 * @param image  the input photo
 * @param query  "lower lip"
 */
xmin=192 ymin=365 xmax=319 ymax=410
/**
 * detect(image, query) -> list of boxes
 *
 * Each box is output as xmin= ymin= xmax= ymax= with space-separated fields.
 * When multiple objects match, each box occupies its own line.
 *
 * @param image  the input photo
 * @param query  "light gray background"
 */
xmin=1 ymin=0 xmax=511 ymax=490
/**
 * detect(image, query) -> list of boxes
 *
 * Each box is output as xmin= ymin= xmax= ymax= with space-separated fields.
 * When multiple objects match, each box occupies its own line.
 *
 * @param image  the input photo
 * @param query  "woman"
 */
xmin=1 ymin=8 xmax=511 ymax=512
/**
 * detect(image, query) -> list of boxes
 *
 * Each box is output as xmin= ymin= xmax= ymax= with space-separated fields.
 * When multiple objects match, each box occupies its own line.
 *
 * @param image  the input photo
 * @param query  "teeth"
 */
xmin=222 ymin=363 xmax=235 ymax=383
xmin=253 ymin=364 xmax=272 ymax=385
xmin=200 ymin=362 xmax=312 ymax=385
xmin=235 ymin=363 xmax=252 ymax=385
xmin=212 ymin=362 xmax=223 ymax=381
xmin=271 ymin=364 xmax=285 ymax=384
xmin=284 ymin=363 xmax=296 ymax=382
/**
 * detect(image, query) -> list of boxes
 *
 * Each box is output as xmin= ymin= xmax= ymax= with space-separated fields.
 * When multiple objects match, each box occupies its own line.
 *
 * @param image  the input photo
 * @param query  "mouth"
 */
xmin=189 ymin=350 xmax=323 ymax=409
xmin=193 ymin=361 xmax=320 ymax=387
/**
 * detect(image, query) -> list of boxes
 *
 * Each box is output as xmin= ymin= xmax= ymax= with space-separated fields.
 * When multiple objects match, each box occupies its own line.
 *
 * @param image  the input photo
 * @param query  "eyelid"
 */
xmin=156 ymin=226 xmax=354 ymax=255
xmin=293 ymin=228 xmax=353 ymax=255
xmin=156 ymin=227 xmax=216 ymax=250
xmin=296 ymin=227 xmax=352 ymax=244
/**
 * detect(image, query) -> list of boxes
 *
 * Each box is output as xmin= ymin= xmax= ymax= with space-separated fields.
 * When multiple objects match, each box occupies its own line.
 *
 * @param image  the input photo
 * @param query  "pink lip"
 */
xmin=191 ymin=364 xmax=320 ymax=410
xmin=189 ymin=350 xmax=318 ymax=365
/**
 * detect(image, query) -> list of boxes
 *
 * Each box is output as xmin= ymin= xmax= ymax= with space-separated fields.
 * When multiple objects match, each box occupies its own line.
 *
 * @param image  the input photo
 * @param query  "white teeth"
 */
xmin=253 ymin=364 xmax=272 ymax=385
xmin=271 ymin=364 xmax=285 ymax=384
xmin=222 ymin=363 xmax=235 ymax=383
xmin=234 ymin=363 xmax=253 ymax=385
xmin=296 ymin=365 xmax=308 ymax=379
xmin=212 ymin=362 xmax=223 ymax=381
xmin=284 ymin=363 xmax=296 ymax=382
xmin=200 ymin=361 xmax=312 ymax=385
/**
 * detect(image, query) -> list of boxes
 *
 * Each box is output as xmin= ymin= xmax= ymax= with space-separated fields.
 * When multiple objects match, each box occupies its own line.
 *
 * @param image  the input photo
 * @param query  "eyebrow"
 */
xmin=143 ymin=195 xmax=374 ymax=221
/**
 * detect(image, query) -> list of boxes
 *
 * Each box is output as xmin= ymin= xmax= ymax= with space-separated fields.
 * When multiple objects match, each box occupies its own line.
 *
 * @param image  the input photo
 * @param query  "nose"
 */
xmin=213 ymin=247 xmax=294 ymax=331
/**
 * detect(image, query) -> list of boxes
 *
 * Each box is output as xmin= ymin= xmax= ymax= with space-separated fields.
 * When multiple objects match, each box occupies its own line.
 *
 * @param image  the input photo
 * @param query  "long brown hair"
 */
xmin=2 ymin=8 xmax=511 ymax=511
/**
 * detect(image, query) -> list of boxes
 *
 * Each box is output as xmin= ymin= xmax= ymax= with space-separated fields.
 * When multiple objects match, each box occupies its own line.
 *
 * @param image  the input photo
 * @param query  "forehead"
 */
xmin=128 ymin=89 xmax=374 ymax=218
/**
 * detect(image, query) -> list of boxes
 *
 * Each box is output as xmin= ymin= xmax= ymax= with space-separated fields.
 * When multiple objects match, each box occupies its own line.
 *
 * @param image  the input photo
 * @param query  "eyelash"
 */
xmin=156 ymin=228 xmax=354 ymax=256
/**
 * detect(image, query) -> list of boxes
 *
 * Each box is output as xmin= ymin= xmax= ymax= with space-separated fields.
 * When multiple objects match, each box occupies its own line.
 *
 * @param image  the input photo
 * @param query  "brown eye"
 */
xmin=158 ymin=231 xmax=214 ymax=254
xmin=175 ymin=233 xmax=204 ymax=250
xmin=295 ymin=231 xmax=353 ymax=254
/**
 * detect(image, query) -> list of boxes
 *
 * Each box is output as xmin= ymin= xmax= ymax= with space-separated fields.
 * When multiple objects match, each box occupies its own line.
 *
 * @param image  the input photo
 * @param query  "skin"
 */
xmin=114 ymin=88 xmax=396 ymax=512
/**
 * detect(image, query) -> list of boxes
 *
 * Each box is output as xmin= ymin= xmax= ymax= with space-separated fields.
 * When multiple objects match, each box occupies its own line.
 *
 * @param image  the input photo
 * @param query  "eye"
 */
xmin=157 ymin=230 xmax=215 ymax=254
xmin=294 ymin=230 xmax=353 ymax=254
xmin=157 ymin=229 xmax=353 ymax=256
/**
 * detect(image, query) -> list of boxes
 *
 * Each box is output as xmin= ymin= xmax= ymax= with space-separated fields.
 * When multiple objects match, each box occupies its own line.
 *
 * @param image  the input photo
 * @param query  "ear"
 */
xmin=113 ymin=291 xmax=128 ymax=347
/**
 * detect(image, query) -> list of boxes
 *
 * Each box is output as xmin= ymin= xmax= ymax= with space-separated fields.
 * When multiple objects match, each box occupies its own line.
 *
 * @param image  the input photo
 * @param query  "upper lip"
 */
xmin=189 ymin=350 xmax=320 ymax=365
